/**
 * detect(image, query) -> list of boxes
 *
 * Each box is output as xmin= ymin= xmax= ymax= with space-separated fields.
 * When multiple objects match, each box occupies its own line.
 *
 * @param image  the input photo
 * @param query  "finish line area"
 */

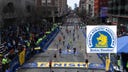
xmin=17 ymin=69 xmax=105 ymax=72
xmin=20 ymin=62 xmax=105 ymax=70
xmin=16 ymin=62 xmax=105 ymax=72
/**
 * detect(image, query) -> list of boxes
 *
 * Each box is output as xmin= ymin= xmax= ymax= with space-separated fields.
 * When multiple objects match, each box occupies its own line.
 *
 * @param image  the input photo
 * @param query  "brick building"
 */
xmin=36 ymin=0 xmax=67 ymax=18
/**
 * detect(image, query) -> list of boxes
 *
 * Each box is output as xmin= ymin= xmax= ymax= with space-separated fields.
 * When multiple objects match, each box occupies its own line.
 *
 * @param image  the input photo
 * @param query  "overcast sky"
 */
xmin=67 ymin=0 xmax=80 ymax=9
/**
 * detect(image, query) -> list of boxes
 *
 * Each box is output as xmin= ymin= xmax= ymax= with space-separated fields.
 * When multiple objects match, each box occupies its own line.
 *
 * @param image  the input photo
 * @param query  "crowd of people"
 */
xmin=117 ymin=24 xmax=128 ymax=37
xmin=0 ymin=22 xmax=53 ymax=72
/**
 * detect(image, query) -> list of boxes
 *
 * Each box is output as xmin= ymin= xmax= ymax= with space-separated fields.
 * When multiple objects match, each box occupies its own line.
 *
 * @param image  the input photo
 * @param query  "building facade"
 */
xmin=99 ymin=0 xmax=108 ymax=23
xmin=79 ymin=0 xmax=86 ymax=12
xmin=108 ymin=0 xmax=128 ymax=26
xmin=56 ymin=0 xmax=67 ymax=17
xmin=36 ymin=0 xmax=67 ymax=19
xmin=0 ymin=0 xmax=36 ymax=26
xmin=78 ymin=0 xmax=87 ymax=19
xmin=86 ymin=0 xmax=94 ymax=17
xmin=94 ymin=0 xmax=99 ymax=17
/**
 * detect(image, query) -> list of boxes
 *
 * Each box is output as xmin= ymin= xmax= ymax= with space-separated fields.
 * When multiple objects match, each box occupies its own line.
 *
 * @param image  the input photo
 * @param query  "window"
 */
xmin=2 ymin=2 xmax=15 ymax=13
xmin=47 ymin=0 xmax=51 ymax=3
xmin=42 ymin=0 xmax=45 ymax=3
xmin=26 ymin=5 xmax=31 ymax=13
xmin=120 ymin=9 xmax=125 ymax=15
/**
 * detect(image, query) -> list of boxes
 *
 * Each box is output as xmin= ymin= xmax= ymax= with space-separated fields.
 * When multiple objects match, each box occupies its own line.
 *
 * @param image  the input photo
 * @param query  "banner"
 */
xmin=22 ymin=62 xmax=104 ymax=69
xmin=19 ymin=50 xmax=26 ymax=65
xmin=86 ymin=25 xmax=117 ymax=53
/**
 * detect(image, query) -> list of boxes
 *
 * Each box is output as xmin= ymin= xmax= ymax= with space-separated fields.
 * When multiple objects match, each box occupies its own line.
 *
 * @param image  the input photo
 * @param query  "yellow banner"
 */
xmin=34 ymin=47 xmax=41 ymax=50
xmin=106 ymin=58 xmax=110 ymax=71
xmin=19 ymin=50 xmax=26 ymax=65
xmin=37 ymin=62 xmax=87 ymax=68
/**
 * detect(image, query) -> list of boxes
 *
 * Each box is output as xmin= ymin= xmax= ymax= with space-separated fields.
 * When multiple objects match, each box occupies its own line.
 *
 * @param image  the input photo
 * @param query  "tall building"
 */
xmin=79 ymin=0 xmax=86 ymax=11
xmin=36 ymin=0 xmax=67 ymax=19
xmin=86 ymin=0 xmax=94 ymax=17
xmin=0 ymin=0 xmax=36 ymax=26
xmin=94 ymin=0 xmax=100 ymax=17
xmin=78 ymin=0 xmax=86 ymax=18
xmin=36 ymin=0 xmax=57 ymax=18
xmin=108 ymin=0 xmax=128 ymax=26
xmin=99 ymin=0 xmax=108 ymax=23
xmin=56 ymin=0 xmax=67 ymax=17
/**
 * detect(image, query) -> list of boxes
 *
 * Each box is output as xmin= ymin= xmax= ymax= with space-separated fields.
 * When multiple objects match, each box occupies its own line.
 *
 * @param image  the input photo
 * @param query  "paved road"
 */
xmin=17 ymin=15 xmax=104 ymax=72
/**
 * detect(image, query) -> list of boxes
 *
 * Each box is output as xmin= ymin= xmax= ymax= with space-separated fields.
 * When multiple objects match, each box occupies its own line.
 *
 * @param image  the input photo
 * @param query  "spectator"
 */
xmin=2 ymin=56 xmax=8 ymax=72
xmin=0 ymin=54 xmax=2 ymax=72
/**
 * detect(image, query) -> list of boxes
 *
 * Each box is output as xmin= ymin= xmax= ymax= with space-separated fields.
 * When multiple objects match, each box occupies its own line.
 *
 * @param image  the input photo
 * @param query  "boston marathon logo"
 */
xmin=87 ymin=25 xmax=117 ymax=53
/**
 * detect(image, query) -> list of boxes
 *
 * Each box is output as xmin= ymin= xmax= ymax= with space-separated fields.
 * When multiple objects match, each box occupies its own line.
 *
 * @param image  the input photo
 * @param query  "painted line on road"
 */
xmin=48 ymin=48 xmax=57 ymax=50
xmin=22 ymin=62 xmax=105 ymax=70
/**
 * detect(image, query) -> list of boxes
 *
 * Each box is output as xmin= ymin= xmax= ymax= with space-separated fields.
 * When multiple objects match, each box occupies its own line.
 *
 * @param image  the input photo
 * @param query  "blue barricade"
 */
xmin=89 ymin=63 xmax=105 ymax=70
xmin=25 ymin=50 xmax=31 ymax=61
xmin=41 ymin=27 xmax=59 ymax=52
xmin=9 ymin=27 xmax=59 ymax=72
xmin=9 ymin=55 xmax=20 ymax=72
xmin=98 ymin=53 xmax=115 ymax=72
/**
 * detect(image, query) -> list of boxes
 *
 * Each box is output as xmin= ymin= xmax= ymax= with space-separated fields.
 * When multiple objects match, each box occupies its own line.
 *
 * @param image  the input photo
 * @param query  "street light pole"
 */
xmin=0 ymin=27 xmax=1 ymax=45
xmin=52 ymin=0 xmax=55 ymax=23
xmin=45 ymin=0 xmax=47 ymax=17
xmin=45 ymin=0 xmax=48 ymax=30
xmin=52 ymin=9 xmax=55 ymax=23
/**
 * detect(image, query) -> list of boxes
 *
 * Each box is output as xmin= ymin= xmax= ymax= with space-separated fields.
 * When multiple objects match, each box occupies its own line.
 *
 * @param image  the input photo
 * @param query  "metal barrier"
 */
xmin=9 ymin=55 xmax=20 ymax=72
xmin=39 ymin=27 xmax=59 ymax=52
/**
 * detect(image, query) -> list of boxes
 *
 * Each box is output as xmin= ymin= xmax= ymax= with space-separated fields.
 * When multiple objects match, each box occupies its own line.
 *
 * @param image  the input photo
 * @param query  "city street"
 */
xmin=17 ymin=16 xmax=105 ymax=72
xmin=1 ymin=0 xmax=128 ymax=72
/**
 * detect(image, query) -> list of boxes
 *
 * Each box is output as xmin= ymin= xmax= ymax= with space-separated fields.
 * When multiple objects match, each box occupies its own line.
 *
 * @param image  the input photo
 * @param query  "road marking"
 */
xmin=22 ymin=62 xmax=105 ymax=70
xmin=48 ymin=48 xmax=57 ymax=50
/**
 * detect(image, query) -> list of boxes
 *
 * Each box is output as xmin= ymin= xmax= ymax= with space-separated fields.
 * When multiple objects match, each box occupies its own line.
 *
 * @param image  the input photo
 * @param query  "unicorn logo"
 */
xmin=95 ymin=32 xmax=108 ymax=48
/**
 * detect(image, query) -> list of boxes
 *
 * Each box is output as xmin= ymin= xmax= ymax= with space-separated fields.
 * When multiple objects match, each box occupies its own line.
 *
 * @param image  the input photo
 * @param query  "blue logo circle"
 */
xmin=88 ymin=27 xmax=116 ymax=48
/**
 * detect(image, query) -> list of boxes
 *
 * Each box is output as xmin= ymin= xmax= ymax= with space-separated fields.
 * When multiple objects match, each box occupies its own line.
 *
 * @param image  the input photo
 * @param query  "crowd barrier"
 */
xmin=9 ymin=27 xmax=59 ymax=72
xmin=9 ymin=55 xmax=19 ymax=72
xmin=97 ymin=53 xmax=115 ymax=72
xmin=38 ymin=27 xmax=59 ymax=52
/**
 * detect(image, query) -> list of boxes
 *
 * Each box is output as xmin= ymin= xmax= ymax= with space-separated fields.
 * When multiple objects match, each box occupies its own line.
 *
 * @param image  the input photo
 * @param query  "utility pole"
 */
xmin=0 ymin=26 xmax=1 ymax=45
xmin=52 ymin=0 xmax=55 ymax=23
xmin=45 ymin=0 xmax=48 ymax=30
xmin=45 ymin=0 xmax=48 ymax=18
xmin=52 ymin=9 xmax=55 ymax=23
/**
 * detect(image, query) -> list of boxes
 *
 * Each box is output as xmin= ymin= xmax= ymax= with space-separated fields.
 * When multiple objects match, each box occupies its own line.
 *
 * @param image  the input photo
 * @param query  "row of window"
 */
xmin=108 ymin=0 xmax=128 ymax=15
xmin=2 ymin=2 xmax=32 ymax=14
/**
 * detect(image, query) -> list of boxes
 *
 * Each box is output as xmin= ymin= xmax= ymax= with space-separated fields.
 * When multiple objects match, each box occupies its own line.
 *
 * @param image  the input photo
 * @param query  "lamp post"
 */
xmin=45 ymin=0 xmax=48 ymax=17
xmin=52 ymin=0 xmax=55 ymax=23
xmin=0 ymin=26 xmax=1 ymax=45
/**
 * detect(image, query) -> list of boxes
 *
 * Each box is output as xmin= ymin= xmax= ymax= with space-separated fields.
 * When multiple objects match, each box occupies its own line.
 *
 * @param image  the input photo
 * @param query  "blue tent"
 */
xmin=117 ymin=36 xmax=128 ymax=53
